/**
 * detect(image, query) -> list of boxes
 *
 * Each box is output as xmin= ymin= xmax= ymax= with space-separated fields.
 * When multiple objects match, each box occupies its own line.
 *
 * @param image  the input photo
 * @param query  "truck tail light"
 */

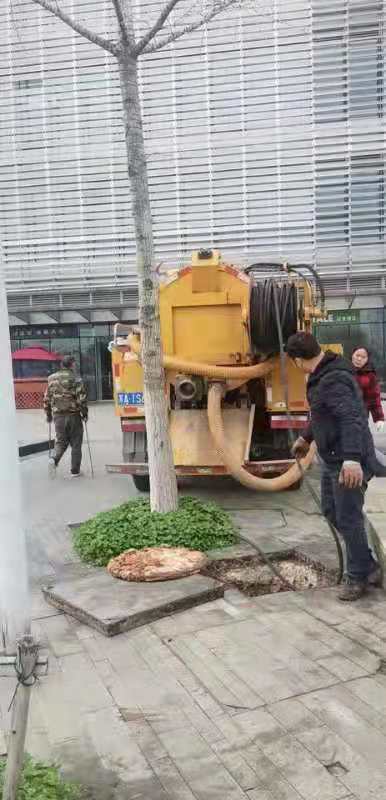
xmin=121 ymin=419 xmax=146 ymax=433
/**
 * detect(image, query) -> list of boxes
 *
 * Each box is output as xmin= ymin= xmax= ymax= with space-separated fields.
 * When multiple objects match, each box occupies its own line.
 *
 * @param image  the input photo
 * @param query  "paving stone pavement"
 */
xmin=13 ymin=587 xmax=386 ymax=800
xmin=7 ymin=407 xmax=386 ymax=798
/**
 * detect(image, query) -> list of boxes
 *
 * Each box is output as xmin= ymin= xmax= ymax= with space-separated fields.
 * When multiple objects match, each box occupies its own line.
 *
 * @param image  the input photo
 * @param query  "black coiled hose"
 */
xmin=250 ymin=280 xmax=298 ymax=353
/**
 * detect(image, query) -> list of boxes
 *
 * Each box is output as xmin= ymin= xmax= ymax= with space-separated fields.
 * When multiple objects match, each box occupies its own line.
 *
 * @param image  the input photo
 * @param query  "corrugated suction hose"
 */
xmin=127 ymin=333 xmax=316 ymax=490
xmin=128 ymin=334 xmax=274 ymax=380
xmin=207 ymin=382 xmax=316 ymax=491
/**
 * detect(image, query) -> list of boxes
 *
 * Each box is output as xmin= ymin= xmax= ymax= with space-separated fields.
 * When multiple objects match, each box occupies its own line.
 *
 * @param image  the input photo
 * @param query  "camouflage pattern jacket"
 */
xmin=44 ymin=369 xmax=88 ymax=418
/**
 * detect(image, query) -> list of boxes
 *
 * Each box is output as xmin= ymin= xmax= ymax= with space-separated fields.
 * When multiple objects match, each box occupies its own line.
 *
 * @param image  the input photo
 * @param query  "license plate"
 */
xmin=117 ymin=392 xmax=144 ymax=406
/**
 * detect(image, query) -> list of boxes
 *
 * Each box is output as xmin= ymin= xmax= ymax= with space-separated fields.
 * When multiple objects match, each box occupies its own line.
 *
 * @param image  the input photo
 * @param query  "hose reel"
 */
xmin=249 ymin=279 xmax=298 ymax=354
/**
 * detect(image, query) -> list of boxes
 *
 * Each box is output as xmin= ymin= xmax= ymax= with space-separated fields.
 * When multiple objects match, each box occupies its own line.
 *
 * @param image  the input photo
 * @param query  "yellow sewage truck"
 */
xmin=108 ymin=249 xmax=337 ymax=492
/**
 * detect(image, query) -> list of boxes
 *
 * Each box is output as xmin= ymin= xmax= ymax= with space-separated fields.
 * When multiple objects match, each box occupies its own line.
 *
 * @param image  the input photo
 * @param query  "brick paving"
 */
xmin=5 ymin=406 xmax=386 ymax=799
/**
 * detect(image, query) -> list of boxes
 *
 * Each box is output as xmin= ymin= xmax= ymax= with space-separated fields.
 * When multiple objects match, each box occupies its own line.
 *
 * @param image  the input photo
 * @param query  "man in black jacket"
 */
xmin=286 ymin=332 xmax=380 ymax=601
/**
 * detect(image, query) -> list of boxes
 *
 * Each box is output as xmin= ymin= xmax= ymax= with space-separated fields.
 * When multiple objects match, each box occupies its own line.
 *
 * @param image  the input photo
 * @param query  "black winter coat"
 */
xmin=302 ymin=352 xmax=377 ymax=470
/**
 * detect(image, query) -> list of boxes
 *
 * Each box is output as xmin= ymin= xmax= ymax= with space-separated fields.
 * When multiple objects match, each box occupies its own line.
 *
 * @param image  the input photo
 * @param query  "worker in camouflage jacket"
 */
xmin=43 ymin=355 xmax=88 ymax=477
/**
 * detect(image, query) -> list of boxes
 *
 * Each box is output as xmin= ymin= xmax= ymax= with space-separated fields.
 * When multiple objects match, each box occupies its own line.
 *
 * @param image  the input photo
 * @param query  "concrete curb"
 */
xmin=19 ymin=439 xmax=54 ymax=458
xmin=42 ymin=567 xmax=224 ymax=636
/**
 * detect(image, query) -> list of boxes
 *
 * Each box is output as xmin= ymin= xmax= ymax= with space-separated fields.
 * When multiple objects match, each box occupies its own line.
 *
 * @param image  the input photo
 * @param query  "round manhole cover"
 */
xmin=107 ymin=547 xmax=208 ymax=582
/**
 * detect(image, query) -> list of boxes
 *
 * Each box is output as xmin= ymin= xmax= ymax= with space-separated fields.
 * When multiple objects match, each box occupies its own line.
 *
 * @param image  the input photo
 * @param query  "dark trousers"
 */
xmin=321 ymin=462 xmax=375 ymax=581
xmin=54 ymin=414 xmax=83 ymax=474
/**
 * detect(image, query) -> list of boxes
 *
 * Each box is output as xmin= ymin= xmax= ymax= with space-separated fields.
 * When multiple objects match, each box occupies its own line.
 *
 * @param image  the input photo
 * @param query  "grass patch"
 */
xmin=73 ymin=496 xmax=236 ymax=566
xmin=0 ymin=756 xmax=80 ymax=799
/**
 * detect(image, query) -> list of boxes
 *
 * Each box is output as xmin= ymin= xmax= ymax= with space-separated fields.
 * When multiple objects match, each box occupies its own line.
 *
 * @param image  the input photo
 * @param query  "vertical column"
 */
xmin=0 ymin=251 xmax=30 ymax=650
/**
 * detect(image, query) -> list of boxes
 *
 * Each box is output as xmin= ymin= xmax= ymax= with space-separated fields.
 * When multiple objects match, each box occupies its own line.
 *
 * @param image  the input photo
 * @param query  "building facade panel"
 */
xmin=0 ymin=0 xmax=384 ymax=300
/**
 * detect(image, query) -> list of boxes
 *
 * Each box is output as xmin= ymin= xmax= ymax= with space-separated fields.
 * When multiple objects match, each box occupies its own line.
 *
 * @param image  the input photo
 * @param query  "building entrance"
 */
xmin=10 ymin=323 xmax=115 ymax=402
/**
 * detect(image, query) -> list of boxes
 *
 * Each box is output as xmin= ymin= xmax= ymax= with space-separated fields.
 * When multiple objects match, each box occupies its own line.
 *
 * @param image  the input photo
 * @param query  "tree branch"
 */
xmin=135 ymin=0 xmax=183 ymax=55
xmin=143 ymin=0 xmax=242 ymax=53
xmin=112 ymin=0 xmax=128 ymax=41
xmin=30 ymin=0 xmax=120 ymax=56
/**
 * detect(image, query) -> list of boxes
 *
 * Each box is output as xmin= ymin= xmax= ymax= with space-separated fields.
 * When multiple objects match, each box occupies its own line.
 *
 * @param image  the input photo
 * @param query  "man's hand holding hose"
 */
xmin=291 ymin=436 xmax=311 ymax=459
xmin=292 ymin=438 xmax=363 ymax=488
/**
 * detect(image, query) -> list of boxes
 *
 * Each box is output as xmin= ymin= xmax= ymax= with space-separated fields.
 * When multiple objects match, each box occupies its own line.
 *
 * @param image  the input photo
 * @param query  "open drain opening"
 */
xmin=203 ymin=553 xmax=336 ymax=596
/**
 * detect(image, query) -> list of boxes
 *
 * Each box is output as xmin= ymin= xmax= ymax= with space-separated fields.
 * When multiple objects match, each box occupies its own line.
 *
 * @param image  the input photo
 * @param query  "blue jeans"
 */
xmin=321 ymin=462 xmax=375 ymax=581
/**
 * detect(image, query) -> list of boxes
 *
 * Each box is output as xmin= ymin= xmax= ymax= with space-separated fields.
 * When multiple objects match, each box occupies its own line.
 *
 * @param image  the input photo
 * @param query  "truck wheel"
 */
xmin=132 ymin=474 xmax=150 ymax=493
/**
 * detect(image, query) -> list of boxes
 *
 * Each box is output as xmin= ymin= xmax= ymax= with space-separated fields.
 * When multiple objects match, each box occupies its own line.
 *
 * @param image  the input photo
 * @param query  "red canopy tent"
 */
xmin=12 ymin=347 xmax=61 ymax=362
xmin=12 ymin=348 xmax=62 ymax=408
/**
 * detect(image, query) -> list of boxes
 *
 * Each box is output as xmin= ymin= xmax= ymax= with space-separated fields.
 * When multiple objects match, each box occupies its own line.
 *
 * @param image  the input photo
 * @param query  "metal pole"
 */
xmin=0 ymin=254 xmax=32 ymax=798
xmin=2 ymin=638 xmax=39 ymax=800
xmin=84 ymin=422 xmax=94 ymax=479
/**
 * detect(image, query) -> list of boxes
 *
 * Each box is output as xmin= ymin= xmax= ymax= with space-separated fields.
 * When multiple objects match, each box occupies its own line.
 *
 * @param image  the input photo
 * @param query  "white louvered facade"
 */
xmin=0 ymin=0 xmax=385 ymax=303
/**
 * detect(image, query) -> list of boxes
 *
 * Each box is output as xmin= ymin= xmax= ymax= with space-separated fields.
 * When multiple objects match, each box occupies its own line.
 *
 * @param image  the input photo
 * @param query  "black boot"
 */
xmin=338 ymin=579 xmax=367 ymax=601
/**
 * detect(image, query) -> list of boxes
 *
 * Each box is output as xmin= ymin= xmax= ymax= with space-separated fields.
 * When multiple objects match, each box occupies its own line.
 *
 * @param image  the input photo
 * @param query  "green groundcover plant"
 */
xmin=0 ymin=756 xmax=81 ymax=800
xmin=73 ymin=496 xmax=236 ymax=566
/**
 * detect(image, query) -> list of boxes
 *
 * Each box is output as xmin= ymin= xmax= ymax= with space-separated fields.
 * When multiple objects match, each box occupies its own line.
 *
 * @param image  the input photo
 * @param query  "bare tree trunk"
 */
xmin=29 ymin=0 xmax=247 ymax=515
xmin=119 ymin=54 xmax=178 ymax=512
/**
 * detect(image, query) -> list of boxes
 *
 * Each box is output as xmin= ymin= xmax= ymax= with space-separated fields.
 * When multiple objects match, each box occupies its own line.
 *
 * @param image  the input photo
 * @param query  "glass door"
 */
xmin=97 ymin=337 xmax=113 ymax=400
